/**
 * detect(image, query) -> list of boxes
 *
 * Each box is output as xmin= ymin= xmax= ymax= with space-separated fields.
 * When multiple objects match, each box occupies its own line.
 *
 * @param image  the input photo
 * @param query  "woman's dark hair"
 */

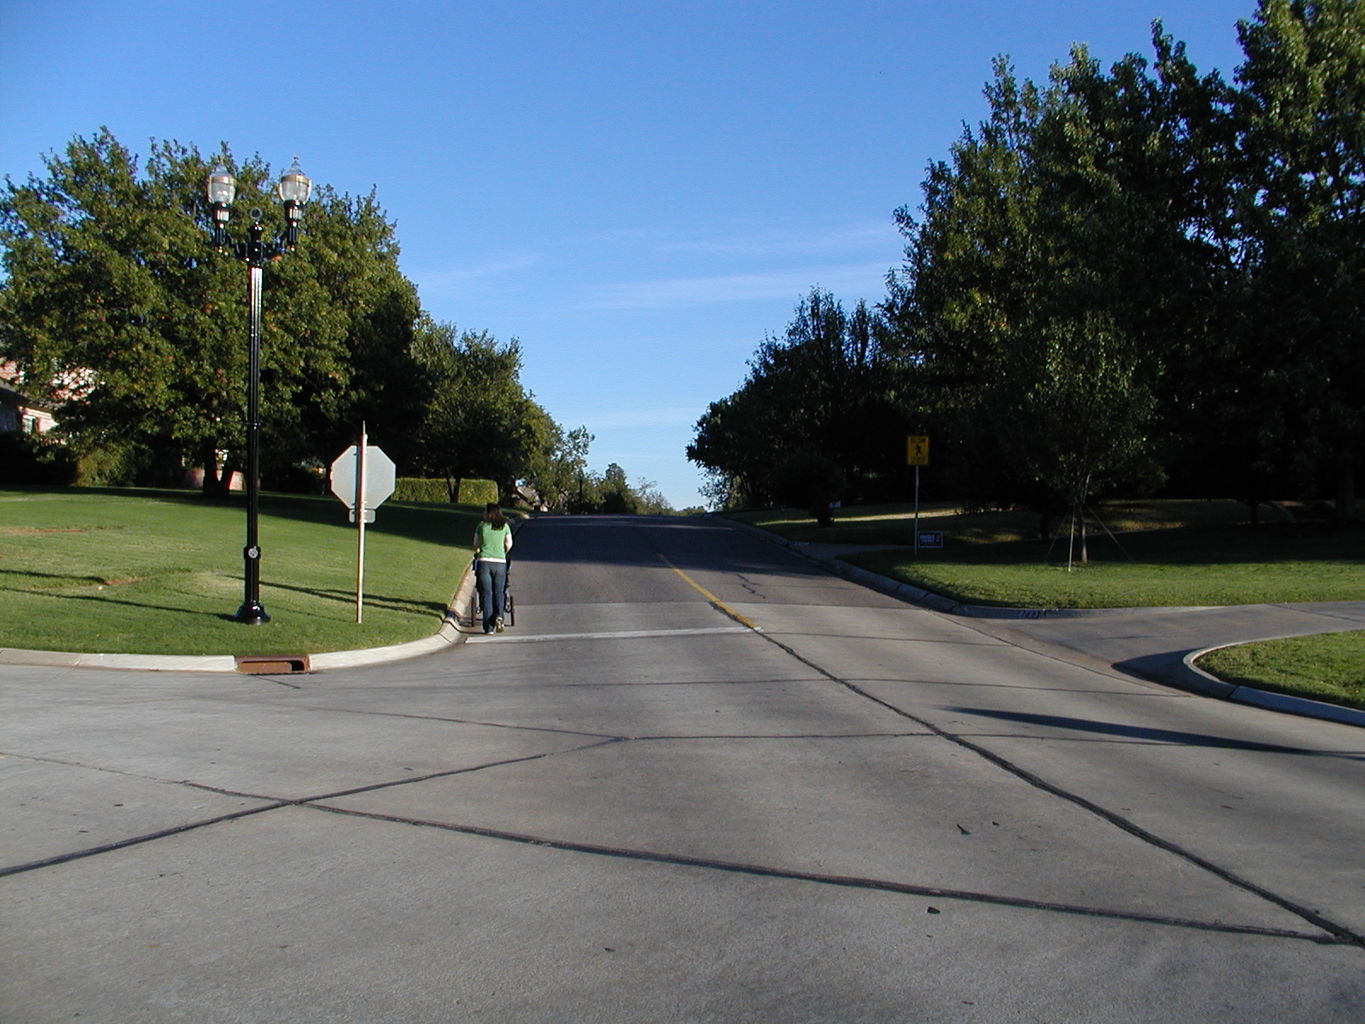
xmin=485 ymin=502 xmax=505 ymax=529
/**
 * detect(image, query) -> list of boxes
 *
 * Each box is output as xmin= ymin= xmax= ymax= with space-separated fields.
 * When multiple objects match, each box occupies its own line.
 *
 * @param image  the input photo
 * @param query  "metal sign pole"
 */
xmin=914 ymin=465 xmax=921 ymax=558
xmin=354 ymin=423 xmax=367 ymax=623
xmin=328 ymin=433 xmax=395 ymax=625
xmin=906 ymin=435 xmax=929 ymax=558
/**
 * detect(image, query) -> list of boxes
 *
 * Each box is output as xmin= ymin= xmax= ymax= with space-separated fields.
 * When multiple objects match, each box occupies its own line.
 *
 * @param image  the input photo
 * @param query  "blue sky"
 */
xmin=1 ymin=0 xmax=1255 ymax=508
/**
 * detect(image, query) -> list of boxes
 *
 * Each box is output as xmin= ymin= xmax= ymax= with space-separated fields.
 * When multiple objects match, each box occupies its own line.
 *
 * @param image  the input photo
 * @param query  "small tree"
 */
xmin=523 ymin=424 xmax=593 ymax=512
xmin=412 ymin=320 xmax=547 ymax=497
xmin=599 ymin=463 xmax=640 ymax=514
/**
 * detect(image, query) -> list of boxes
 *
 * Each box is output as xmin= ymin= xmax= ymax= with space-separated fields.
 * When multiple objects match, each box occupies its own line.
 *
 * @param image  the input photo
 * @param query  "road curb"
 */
xmin=1182 ymin=645 xmax=1365 ymax=728
xmin=0 ymin=562 xmax=479 ymax=675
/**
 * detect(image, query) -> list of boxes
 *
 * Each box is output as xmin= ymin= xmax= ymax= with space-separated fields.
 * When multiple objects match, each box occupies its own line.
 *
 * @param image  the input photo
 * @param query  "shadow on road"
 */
xmin=945 ymin=707 xmax=1365 ymax=761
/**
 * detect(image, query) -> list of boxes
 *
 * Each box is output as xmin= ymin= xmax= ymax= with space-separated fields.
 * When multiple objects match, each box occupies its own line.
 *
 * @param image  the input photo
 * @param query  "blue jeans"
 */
xmin=476 ymin=559 xmax=507 ymax=631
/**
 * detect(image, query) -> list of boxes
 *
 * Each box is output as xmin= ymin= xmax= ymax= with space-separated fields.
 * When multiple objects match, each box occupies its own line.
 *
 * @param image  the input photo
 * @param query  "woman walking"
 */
xmin=473 ymin=502 xmax=513 ymax=634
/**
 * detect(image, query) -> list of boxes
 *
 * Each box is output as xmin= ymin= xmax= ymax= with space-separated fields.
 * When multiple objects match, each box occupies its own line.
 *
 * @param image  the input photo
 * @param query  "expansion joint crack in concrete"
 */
xmin=298 ymin=802 xmax=1349 ymax=947
xmin=271 ymin=701 xmax=623 ymax=740
xmin=625 ymin=731 xmax=933 ymax=742
xmin=189 ymin=736 xmax=628 ymax=807
xmin=747 ymin=627 xmax=1365 ymax=952
xmin=0 ymin=738 xmax=625 ymax=881
xmin=0 ymin=802 xmax=285 ymax=879
xmin=2 ymin=750 xmax=211 ymax=789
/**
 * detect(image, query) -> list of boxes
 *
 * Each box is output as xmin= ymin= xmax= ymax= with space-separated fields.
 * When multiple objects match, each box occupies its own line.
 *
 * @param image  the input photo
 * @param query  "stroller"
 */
xmin=470 ymin=559 xmax=515 ymax=630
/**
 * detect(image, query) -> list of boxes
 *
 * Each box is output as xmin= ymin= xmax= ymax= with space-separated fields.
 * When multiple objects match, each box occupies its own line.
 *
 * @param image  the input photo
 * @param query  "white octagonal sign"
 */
xmin=330 ymin=444 xmax=396 ymax=516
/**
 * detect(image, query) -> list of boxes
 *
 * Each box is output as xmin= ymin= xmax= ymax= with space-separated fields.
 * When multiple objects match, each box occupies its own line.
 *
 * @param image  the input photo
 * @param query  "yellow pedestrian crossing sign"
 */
xmin=906 ymin=435 xmax=930 ymax=466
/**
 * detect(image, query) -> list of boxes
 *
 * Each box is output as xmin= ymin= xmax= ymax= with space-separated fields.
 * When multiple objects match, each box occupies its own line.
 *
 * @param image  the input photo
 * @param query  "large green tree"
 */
xmin=693 ymin=5 xmax=1362 ymax=524
xmin=0 ymin=129 xmax=422 ymax=491
xmin=521 ymin=422 xmax=595 ymax=512
xmin=890 ymin=5 xmax=1364 ymax=524
xmin=892 ymin=48 xmax=1194 ymax=530
xmin=411 ymin=318 xmax=550 ymax=498
xmin=1231 ymin=0 xmax=1365 ymax=519
xmin=277 ymin=187 xmax=425 ymax=478
xmin=689 ymin=288 xmax=903 ymax=507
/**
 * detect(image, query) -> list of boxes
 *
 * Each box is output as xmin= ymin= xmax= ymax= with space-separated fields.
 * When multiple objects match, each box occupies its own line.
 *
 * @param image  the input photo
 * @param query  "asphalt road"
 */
xmin=2 ymin=514 xmax=1363 ymax=1022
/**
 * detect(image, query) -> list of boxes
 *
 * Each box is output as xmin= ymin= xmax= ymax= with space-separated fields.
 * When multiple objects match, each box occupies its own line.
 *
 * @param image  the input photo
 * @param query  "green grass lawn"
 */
xmin=1197 ymin=632 xmax=1365 ymax=711
xmin=735 ymin=500 xmax=1365 ymax=608
xmin=0 ymin=486 xmax=479 ymax=656
xmin=735 ymin=500 xmax=1365 ymax=711
xmin=845 ymin=526 xmax=1365 ymax=609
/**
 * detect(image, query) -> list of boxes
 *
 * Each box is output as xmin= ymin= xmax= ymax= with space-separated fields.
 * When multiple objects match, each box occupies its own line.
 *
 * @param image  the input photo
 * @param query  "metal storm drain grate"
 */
xmin=234 ymin=654 xmax=311 ymax=675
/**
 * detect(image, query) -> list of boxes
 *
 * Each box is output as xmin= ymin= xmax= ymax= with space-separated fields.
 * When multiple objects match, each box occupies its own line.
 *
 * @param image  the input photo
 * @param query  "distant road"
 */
xmin=2 ymin=513 xmax=1362 ymax=1022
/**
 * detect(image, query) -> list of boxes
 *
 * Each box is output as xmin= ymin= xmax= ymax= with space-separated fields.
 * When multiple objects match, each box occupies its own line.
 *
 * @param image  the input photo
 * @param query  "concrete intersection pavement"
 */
xmin=2 ymin=515 xmax=1362 ymax=1022
xmin=2 ymin=524 xmax=1362 ymax=729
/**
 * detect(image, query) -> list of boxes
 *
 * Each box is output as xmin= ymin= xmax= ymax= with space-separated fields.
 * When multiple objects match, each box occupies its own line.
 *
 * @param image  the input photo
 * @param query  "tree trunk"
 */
xmin=200 ymin=444 xmax=231 ymax=499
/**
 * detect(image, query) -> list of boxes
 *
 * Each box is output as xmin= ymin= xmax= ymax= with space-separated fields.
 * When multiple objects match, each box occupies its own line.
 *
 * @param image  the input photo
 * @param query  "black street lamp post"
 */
xmin=206 ymin=158 xmax=312 ymax=624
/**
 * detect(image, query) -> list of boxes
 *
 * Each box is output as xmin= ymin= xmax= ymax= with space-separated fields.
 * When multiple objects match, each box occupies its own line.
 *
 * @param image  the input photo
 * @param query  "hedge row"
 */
xmin=394 ymin=477 xmax=499 ymax=507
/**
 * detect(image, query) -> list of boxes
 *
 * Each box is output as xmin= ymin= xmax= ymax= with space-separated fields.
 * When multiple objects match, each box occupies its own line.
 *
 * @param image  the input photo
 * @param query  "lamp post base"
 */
xmin=235 ymin=602 xmax=271 ymax=625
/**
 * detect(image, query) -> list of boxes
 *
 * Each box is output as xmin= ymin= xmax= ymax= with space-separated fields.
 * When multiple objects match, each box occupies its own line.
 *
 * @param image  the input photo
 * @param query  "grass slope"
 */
xmin=0 ymin=487 xmax=477 ymax=656
xmin=1198 ymin=632 xmax=1365 ymax=711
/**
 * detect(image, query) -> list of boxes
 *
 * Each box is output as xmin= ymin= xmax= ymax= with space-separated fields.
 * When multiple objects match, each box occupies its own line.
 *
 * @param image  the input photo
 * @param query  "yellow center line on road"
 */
xmin=657 ymin=554 xmax=761 ymax=632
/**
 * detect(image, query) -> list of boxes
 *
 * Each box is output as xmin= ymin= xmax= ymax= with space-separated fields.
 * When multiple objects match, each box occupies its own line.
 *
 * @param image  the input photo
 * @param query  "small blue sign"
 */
xmin=918 ymin=531 xmax=944 ymax=548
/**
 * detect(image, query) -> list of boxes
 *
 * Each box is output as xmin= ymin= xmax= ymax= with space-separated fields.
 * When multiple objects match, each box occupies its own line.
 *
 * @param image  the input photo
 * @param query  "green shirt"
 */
xmin=474 ymin=522 xmax=512 ymax=562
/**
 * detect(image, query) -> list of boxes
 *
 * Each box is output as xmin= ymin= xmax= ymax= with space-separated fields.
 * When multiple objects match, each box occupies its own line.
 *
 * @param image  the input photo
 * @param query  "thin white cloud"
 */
xmin=654 ymin=221 xmax=899 ymax=259
xmin=571 ymin=406 xmax=702 ymax=430
xmin=580 ymin=262 xmax=893 ymax=311
xmin=413 ymin=252 xmax=544 ymax=292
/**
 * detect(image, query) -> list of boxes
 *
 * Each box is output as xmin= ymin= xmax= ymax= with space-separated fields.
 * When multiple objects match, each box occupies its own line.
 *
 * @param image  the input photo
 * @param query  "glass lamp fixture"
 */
xmin=207 ymin=164 xmax=237 ymax=206
xmin=206 ymin=164 xmax=238 ymax=247
xmin=276 ymin=157 xmax=311 ymax=248
xmin=276 ymin=156 xmax=312 ymax=205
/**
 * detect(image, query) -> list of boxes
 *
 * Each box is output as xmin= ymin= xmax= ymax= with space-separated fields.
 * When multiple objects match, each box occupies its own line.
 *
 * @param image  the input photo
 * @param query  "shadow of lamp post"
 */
xmin=206 ymin=158 xmax=312 ymax=624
